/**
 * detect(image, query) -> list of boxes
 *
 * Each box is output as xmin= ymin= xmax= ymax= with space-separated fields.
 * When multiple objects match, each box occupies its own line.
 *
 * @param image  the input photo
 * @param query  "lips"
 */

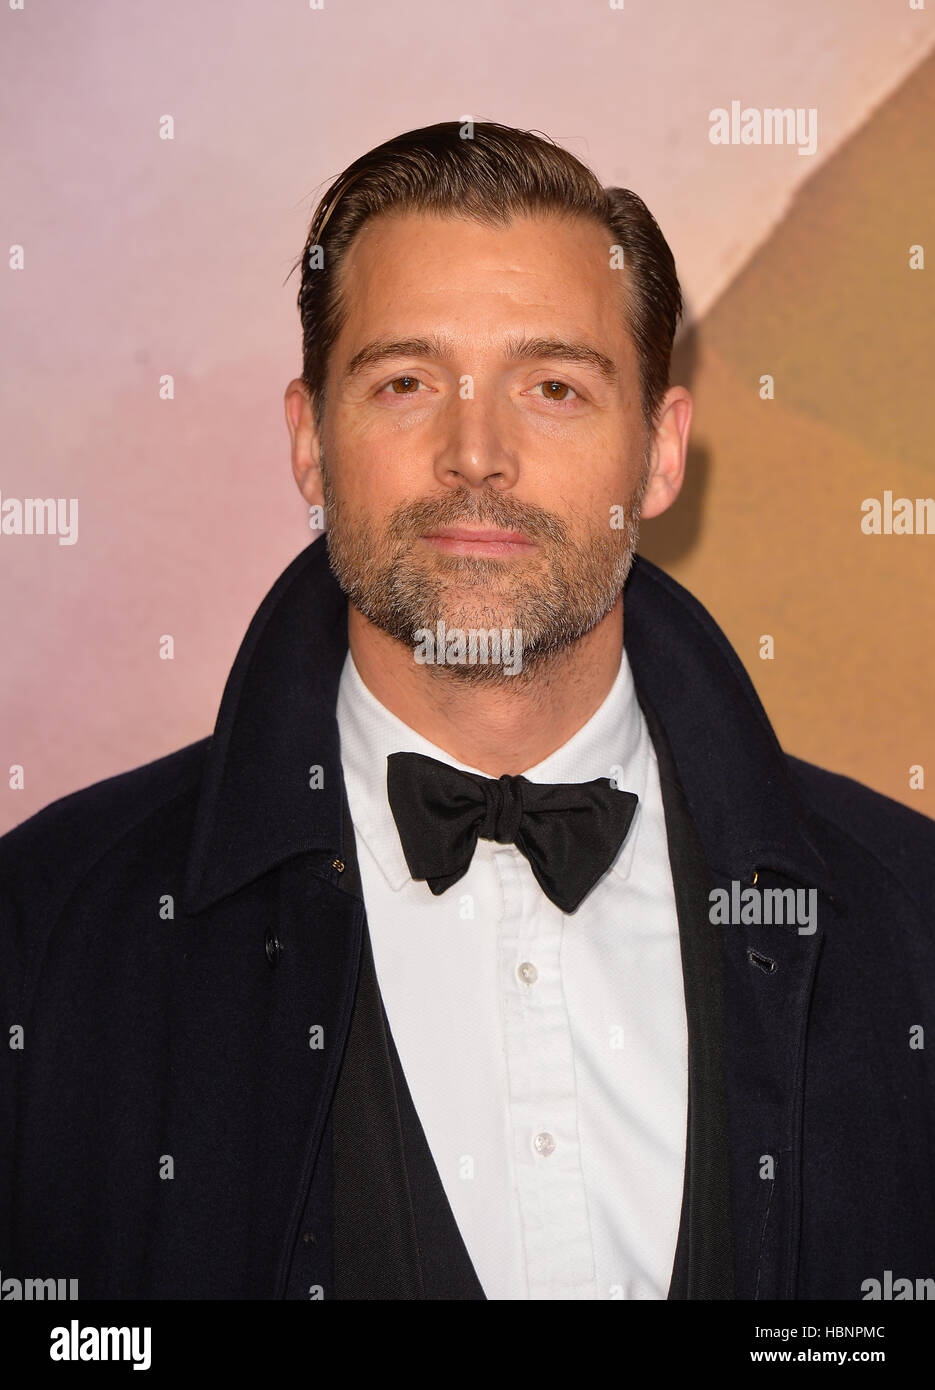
xmin=423 ymin=527 xmax=532 ymax=544
xmin=420 ymin=527 xmax=537 ymax=555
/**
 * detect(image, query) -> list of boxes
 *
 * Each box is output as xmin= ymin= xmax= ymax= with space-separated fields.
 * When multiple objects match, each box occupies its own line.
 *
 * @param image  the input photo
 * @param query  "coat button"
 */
xmin=265 ymin=927 xmax=281 ymax=967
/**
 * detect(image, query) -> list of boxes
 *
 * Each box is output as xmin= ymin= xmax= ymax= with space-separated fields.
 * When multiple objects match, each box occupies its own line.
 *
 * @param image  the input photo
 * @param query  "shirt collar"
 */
xmin=336 ymin=644 xmax=649 ymax=895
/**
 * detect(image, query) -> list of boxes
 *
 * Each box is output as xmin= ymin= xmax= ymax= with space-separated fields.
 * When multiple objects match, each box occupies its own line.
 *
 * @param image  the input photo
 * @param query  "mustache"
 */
xmin=383 ymin=490 xmax=569 ymax=546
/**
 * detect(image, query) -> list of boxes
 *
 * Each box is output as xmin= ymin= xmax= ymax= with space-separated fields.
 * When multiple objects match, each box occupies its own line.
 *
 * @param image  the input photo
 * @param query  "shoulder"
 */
xmin=787 ymin=754 xmax=935 ymax=903
xmin=0 ymin=739 xmax=209 ymax=941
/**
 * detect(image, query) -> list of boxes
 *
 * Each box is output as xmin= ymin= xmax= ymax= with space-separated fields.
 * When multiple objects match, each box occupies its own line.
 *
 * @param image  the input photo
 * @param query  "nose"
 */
xmin=432 ymin=393 xmax=520 ymax=491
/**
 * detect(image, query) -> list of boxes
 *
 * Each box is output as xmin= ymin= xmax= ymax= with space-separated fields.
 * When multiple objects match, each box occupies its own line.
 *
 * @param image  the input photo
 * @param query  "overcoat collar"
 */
xmin=182 ymin=538 xmax=836 ymax=916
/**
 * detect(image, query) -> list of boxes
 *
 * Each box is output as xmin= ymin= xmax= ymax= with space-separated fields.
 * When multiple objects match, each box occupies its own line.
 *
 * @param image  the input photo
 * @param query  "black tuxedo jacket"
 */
xmin=1 ymin=539 xmax=934 ymax=1299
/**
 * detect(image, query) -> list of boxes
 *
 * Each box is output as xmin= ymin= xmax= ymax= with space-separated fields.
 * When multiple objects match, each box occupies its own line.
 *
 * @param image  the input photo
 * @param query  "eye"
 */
xmin=378 ymin=375 xmax=426 ymax=396
xmin=531 ymin=379 xmax=580 ymax=403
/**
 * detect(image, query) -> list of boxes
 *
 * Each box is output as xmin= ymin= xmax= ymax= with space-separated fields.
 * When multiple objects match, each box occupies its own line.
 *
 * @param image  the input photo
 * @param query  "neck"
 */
xmin=347 ymin=598 xmax=625 ymax=776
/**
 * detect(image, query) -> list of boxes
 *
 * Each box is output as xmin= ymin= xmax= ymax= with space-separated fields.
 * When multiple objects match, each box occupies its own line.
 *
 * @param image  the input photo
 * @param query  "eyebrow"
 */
xmin=340 ymin=333 xmax=619 ymax=385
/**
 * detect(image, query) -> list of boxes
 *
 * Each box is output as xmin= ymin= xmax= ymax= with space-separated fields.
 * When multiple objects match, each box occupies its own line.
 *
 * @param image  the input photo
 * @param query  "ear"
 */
xmin=639 ymin=386 xmax=693 ymax=521
xmin=284 ymin=378 xmax=323 ymax=507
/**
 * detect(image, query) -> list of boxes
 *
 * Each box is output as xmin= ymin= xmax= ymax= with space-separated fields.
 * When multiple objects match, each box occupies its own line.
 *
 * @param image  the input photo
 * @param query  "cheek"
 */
xmin=571 ymin=452 xmax=636 ymax=510
xmin=338 ymin=432 xmax=435 ymax=512
xmin=327 ymin=434 xmax=395 ymax=509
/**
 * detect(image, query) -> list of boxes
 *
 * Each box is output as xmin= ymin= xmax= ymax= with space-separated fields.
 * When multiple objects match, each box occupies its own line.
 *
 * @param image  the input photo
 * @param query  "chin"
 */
xmin=426 ymin=605 xmax=519 ymax=635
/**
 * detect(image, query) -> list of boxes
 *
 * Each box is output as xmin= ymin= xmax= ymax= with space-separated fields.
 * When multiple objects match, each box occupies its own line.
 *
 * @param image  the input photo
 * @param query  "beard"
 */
xmin=320 ymin=450 xmax=649 ymax=685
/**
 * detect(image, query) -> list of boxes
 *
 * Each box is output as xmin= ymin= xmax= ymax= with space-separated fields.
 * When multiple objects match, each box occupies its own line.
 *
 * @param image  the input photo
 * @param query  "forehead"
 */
xmin=333 ymin=210 xmax=633 ymax=356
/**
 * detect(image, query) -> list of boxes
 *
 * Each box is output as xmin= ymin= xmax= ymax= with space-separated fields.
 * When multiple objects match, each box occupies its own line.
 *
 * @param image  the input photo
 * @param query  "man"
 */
xmin=1 ymin=121 xmax=933 ymax=1302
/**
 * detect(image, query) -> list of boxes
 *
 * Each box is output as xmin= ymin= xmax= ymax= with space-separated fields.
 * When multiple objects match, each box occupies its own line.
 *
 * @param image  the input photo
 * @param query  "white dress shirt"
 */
xmin=336 ymin=645 xmax=688 ymax=1300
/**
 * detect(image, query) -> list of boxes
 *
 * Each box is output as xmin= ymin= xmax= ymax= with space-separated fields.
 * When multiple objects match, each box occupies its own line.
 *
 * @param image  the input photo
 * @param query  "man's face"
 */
xmin=313 ymin=211 xmax=658 ymax=681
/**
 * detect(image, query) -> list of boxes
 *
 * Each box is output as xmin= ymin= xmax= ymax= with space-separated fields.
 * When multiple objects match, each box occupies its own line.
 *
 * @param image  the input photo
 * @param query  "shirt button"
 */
xmin=533 ymin=1131 xmax=556 ymax=1157
xmin=517 ymin=961 xmax=538 ymax=985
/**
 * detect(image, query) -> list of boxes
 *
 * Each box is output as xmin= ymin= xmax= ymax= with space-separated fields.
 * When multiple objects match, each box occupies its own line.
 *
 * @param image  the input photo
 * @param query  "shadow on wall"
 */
xmin=638 ymin=315 xmax=711 ymax=572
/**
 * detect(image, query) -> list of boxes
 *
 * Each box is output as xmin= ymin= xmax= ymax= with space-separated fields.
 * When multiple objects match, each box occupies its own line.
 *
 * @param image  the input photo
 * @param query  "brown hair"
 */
xmin=291 ymin=120 xmax=682 ymax=432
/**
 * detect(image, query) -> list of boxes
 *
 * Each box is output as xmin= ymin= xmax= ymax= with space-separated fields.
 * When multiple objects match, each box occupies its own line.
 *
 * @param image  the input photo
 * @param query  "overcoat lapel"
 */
xmin=623 ymin=563 xmax=835 ymax=1299
xmin=331 ymin=793 xmax=485 ymax=1299
xmin=637 ymin=690 xmax=734 ymax=1299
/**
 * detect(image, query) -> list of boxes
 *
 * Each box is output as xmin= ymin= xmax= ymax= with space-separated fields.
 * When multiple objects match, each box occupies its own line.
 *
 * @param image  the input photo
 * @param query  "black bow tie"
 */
xmin=386 ymin=751 xmax=639 ymax=915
